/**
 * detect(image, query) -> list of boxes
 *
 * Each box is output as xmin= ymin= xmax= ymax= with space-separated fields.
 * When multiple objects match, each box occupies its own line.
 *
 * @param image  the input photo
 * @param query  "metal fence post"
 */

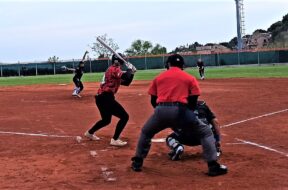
xmin=144 ymin=54 xmax=147 ymax=70
xmin=53 ymin=62 xmax=56 ymax=75
xmin=257 ymin=50 xmax=260 ymax=65
xmin=36 ymin=63 xmax=38 ymax=76
xmin=0 ymin=65 xmax=2 ymax=77
xmin=18 ymin=61 xmax=21 ymax=76
xmin=89 ymin=58 xmax=92 ymax=73
xmin=237 ymin=51 xmax=240 ymax=65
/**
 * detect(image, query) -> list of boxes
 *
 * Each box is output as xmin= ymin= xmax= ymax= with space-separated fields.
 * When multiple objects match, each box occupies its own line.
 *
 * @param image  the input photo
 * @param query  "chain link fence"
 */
xmin=1 ymin=49 xmax=288 ymax=77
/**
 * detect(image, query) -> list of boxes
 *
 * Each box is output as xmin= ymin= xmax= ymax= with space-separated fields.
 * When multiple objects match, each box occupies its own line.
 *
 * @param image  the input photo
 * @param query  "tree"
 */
xmin=90 ymin=34 xmax=119 ymax=58
xmin=170 ymin=42 xmax=203 ymax=53
xmin=282 ymin=13 xmax=288 ymax=24
xmin=125 ymin=39 xmax=153 ymax=56
xmin=253 ymin=29 xmax=267 ymax=34
xmin=268 ymin=21 xmax=282 ymax=32
xmin=228 ymin=37 xmax=238 ymax=49
xmin=48 ymin=56 xmax=59 ymax=63
xmin=151 ymin=44 xmax=167 ymax=55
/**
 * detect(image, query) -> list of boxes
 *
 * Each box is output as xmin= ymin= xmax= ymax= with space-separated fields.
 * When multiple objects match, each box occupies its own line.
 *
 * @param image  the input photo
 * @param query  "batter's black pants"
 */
xmin=88 ymin=92 xmax=129 ymax=140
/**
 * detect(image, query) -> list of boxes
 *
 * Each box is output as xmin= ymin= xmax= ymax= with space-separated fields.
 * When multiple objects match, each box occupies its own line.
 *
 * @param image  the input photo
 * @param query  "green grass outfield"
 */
xmin=0 ymin=65 xmax=287 ymax=86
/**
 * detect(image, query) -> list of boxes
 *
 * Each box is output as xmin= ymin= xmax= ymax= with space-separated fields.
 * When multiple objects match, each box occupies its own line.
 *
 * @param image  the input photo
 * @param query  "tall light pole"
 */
xmin=235 ymin=0 xmax=245 ymax=50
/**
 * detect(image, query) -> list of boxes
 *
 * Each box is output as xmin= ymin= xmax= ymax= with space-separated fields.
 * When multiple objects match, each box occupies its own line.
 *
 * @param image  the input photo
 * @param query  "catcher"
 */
xmin=62 ymin=51 xmax=89 ymax=98
xmin=166 ymin=100 xmax=222 ymax=161
xmin=84 ymin=53 xmax=136 ymax=146
xmin=197 ymin=58 xmax=205 ymax=80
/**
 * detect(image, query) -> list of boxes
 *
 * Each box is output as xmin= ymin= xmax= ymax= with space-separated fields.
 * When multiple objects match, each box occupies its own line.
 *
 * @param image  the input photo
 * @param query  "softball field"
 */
xmin=0 ymin=78 xmax=287 ymax=190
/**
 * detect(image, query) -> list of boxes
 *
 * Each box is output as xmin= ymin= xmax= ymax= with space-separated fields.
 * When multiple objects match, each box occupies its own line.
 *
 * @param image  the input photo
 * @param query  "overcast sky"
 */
xmin=0 ymin=0 xmax=287 ymax=63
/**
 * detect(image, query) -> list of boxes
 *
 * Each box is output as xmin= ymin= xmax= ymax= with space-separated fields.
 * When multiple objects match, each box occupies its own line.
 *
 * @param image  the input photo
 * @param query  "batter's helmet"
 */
xmin=166 ymin=54 xmax=185 ymax=69
xmin=112 ymin=53 xmax=125 ymax=65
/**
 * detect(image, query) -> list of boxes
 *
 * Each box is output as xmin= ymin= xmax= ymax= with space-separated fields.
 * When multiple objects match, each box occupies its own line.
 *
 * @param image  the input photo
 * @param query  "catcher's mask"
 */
xmin=112 ymin=53 xmax=125 ymax=65
xmin=165 ymin=54 xmax=185 ymax=70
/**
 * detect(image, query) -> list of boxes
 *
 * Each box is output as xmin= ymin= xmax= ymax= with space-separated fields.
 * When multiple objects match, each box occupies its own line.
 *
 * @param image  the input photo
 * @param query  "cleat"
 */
xmin=131 ymin=157 xmax=143 ymax=172
xmin=110 ymin=138 xmax=127 ymax=146
xmin=84 ymin=131 xmax=100 ymax=141
xmin=168 ymin=146 xmax=184 ymax=161
xmin=208 ymin=163 xmax=228 ymax=176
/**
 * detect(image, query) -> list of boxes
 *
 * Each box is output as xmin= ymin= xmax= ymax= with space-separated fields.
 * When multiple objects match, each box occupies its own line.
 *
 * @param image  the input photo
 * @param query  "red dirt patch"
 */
xmin=0 ymin=78 xmax=287 ymax=189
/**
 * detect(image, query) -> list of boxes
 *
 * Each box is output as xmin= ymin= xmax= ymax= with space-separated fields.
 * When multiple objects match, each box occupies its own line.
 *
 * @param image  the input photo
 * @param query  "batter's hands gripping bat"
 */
xmin=96 ymin=36 xmax=137 ymax=73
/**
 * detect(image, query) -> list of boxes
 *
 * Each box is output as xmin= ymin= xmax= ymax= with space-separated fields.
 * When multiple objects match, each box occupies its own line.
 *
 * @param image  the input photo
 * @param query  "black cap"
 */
xmin=166 ymin=54 xmax=185 ymax=69
xmin=112 ymin=53 xmax=125 ymax=65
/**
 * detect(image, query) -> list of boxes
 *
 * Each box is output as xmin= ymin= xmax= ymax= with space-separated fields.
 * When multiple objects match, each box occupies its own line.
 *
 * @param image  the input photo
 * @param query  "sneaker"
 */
xmin=168 ymin=146 xmax=184 ymax=161
xmin=110 ymin=138 xmax=127 ymax=146
xmin=208 ymin=163 xmax=228 ymax=176
xmin=84 ymin=131 xmax=100 ymax=141
xmin=131 ymin=157 xmax=143 ymax=172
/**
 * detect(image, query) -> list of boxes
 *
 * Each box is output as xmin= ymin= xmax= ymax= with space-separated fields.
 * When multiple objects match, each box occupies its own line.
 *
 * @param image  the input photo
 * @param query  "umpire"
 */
xmin=131 ymin=54 xmax=227 ymax=176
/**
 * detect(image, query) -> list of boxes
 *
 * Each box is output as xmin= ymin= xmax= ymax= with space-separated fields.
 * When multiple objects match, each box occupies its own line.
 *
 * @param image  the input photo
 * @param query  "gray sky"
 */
xmin=0 ymin=0 xmax=287 ymax=63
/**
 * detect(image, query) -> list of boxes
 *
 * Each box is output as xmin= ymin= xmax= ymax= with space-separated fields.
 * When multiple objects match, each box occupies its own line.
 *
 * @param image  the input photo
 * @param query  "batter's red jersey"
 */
xmin=97 ymin=65 xmax=123 ymax=95
xmin=148 ymin=67 xmax=201 ymax=104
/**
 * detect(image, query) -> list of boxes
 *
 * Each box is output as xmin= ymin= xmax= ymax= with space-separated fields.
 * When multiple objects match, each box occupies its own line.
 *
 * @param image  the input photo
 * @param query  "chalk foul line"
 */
xmin=236 ymin=138 xmax=288 ymax=158
xmin=0 ymin=108 xmax=287 ymax=139
xmin=221 ymin=108 xmax=288 ymax=128
xmin=0 ymin=131 xmax=72 ymax=138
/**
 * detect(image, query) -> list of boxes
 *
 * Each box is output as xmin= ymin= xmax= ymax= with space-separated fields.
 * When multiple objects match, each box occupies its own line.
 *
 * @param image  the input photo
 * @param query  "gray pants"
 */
xmin=135 ymin=105 xmax=217 ymax=162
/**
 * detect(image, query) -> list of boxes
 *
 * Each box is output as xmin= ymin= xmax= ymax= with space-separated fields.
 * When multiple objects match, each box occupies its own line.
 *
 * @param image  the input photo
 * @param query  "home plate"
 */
xmin=152 ymin=138 xmax=165 ymax=143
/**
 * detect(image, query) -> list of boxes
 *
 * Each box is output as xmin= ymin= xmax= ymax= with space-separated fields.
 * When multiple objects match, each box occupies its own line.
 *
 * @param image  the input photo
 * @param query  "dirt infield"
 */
xmin=0 ymin=78 xmax=287 ymax=190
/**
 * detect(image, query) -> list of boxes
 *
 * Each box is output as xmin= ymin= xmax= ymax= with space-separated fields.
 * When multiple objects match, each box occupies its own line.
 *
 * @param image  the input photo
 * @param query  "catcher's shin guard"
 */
xmin=166 ymin=136 xmax=184 ymax=161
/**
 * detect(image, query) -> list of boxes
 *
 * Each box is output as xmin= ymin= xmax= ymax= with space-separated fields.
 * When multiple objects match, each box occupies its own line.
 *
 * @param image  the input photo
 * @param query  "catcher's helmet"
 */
xmin=166 ymin=54 xmax=185 ymax=69
xmin=112 ymin=53 xmax=125 ymax=65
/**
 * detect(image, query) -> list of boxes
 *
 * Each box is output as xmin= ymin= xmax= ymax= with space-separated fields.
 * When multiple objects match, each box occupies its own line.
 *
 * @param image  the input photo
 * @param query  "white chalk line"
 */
xmin=153 ymin=108 xmax=288 ymax=143
xmin=221 ymin=108 xmax=288 ymax=128
xmin=0 ymin=131 xmax=73 ymax=138
xmin=236 ymin=138 xmax=288 ymax=158
xmin=0 ymin=108 xmax=287 ymax=140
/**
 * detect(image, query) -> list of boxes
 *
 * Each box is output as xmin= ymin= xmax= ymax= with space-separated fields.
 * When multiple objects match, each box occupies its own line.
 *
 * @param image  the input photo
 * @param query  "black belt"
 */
xmin=157 ymin=102 xmax=187 ymax=107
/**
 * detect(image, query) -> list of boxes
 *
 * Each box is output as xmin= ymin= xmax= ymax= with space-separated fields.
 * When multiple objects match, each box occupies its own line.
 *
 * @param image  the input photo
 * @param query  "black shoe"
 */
xmin=208 ymin=162 xmax=228 ymax=176
xmin=131 ymin=157 xmax=143 ymax=172
xmin=168 ymin=146 xmax=184 ymax=161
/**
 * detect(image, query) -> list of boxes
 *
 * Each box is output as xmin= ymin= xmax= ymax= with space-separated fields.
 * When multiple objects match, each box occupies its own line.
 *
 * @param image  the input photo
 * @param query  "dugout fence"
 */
xmin=1 ymin=49 xmax=288 ymax=77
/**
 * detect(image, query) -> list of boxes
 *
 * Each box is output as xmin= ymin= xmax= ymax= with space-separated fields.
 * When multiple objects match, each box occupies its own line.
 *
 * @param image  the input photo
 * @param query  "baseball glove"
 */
xmin=61 ymin=66 xmax=67 ymax=71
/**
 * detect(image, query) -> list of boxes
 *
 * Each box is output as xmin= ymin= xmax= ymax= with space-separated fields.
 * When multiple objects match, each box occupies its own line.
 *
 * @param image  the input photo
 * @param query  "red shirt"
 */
xmin=98 ymin=65 xmax=123 ymax=95
xmin=148 ymin=67 xmax=201 ymax=104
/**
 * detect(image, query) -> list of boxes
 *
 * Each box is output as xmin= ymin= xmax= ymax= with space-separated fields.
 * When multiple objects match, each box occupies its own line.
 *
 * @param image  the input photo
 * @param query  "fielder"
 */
xmin=63 ymin=51 xmax=89 ymax=98
xmin=166 ymin=100 xmax=222 ymax=161
xmin=197 ymin=58 xmax=205 ymax=80
xmin=84 ymin=53 xmax=136 ymax=146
